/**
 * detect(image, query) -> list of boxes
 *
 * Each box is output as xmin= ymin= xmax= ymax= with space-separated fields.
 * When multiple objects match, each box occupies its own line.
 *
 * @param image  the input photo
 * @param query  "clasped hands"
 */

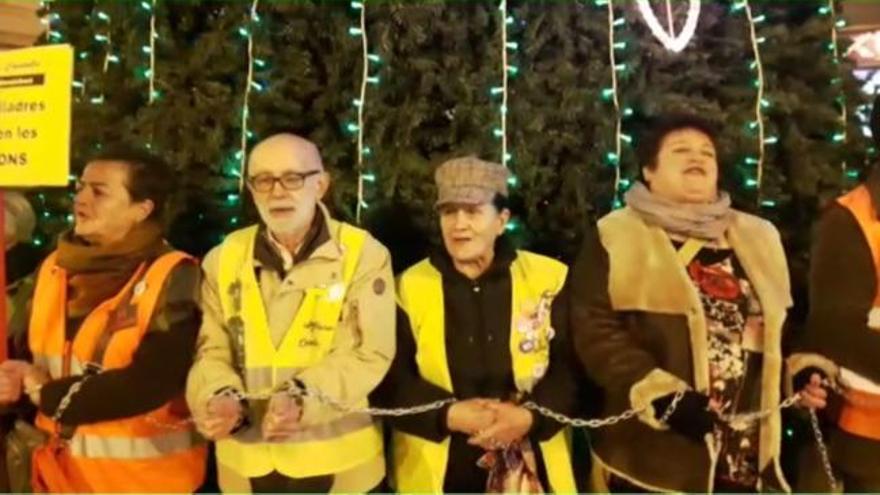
xmin=0 ymin=360 xmax=50 ymax=406
xmin=195 ymin=391 xmax=302 ymax=441
xmin=446 ymin=398 xmax=533 ymax=451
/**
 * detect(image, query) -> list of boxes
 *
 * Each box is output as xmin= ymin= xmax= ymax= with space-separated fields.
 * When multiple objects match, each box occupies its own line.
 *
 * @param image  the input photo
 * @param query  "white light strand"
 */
xmin=41 ymin=1 xmax=55 ymax=43
xmin=148 ymin=0 xmax=158 ymax=103
xmin=238 ymin=0 xmax=260 ymax=191
xmin=828 ymin=0 xmax=848 ymax=176
xmin=101 ymin=31 xmax=113 ymax=74
xmin=355 ymin=0 xmax=370 ymax=224
xmin=499 ymin=0 xmax=510 ymax=167
xmin=741 ymin=1 xmax=768 ymax=193
xmin=635 ymin=0 xmax=700 ymax=53
xmin=92 ymin=8 xmax=112 ymax=105
xmin=42 ymin=1 xmax=83 ymax=99
xmin=606 ymin=0 xmax=623 ymax=206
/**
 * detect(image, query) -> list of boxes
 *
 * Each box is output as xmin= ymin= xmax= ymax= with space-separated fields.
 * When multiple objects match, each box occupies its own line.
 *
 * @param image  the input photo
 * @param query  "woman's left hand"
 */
xmin=468 ymin=402 xmax=533 ymax=450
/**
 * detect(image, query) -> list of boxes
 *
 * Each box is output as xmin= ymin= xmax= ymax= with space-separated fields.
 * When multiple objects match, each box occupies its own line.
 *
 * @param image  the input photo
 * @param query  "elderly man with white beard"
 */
xmin=187 ymin=134 xmax=395 ymax=493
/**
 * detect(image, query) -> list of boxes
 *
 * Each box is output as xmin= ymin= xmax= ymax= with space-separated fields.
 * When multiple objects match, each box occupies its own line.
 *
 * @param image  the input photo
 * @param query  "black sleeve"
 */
xmin=369 ymin=306 xmax=454 ymax=442
xmin=569 ymin=226 xmax=658 ymax=400
xmin=39 ymin=262 xmax=201 ymax=426
xmin=803 ymin=204 xmax=880 ymax=383
xmin=7 ymin=273 xmax=36 ymax=362
xmin=527 ymin=283 xmax=582 ymax=441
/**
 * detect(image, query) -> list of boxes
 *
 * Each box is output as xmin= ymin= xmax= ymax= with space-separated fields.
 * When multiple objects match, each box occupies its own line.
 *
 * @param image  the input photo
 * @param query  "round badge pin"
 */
xmin=133 ymin=281 xmax=146 ymax=297
xmin=327 ymin=283 xmax=345 ymax=302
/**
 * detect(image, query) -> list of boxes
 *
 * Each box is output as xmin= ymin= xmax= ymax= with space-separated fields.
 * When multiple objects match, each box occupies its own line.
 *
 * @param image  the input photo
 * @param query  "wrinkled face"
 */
xmin=73 ymin=161 xmax=153 ymax=245
xmin=439 ymin=202 xmax=509 ymax=265
xmin=247 ymin=143 xmax=328 ymax=236
xmin=643 ymin=128 xmax=719 ymax=204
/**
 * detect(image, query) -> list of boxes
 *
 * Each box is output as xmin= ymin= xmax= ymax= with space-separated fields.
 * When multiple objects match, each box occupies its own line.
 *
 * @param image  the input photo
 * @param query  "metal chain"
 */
xmin=809 ymin=408 xmax=841 ymax=492
xmin=719 ymin=393 xmax=802 ymax=430
xmin=522 ymin=401 xmax=645 ymax=429
xmin=292 ymin=386 xmax=456 ymax=417
xmin=52 ymin=375 xmax=91 ymax=423
xmin=144 ymin=385 xmax=822 ymax=445
xmin=658 ymin=390 xmax=686 ymax=424
xmin=140 ymin=382 xmax=849 ymax=493
xmin=145 ymin=415 xmax=194 ymax=430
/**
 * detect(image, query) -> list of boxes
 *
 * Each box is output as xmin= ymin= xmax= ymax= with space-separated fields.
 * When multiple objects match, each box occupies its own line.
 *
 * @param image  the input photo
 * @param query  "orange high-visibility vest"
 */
xmin=28 ymin=250 xmax=206 ymax=493
xmin=835 ymin=185 xmax=880 ymax=440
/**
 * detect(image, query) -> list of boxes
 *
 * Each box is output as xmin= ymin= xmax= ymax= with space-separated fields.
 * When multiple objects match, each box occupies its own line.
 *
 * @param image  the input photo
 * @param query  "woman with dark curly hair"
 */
xmin=570 ymin=114 xmax=811 ymax=493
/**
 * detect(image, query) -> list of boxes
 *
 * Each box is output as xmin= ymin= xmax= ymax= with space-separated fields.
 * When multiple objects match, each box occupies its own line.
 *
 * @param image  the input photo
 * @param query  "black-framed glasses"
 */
xmin=247 ymin=170 xmax=322 ymax=193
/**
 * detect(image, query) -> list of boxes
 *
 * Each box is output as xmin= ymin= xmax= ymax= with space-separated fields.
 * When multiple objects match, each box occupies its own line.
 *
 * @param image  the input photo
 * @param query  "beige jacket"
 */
xmin=186 ymin=206 xmax=395 ymax=491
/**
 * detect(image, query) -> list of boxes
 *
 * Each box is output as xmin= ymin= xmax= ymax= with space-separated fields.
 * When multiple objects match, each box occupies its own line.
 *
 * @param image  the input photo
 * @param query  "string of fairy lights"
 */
xmin=32 ymin=0 xmax=67 ymax=246
xmin=89 ymin=7 xmax=112 ymax=106
xmin=490 ymin=1 xmax=518 ymax=171
xmin=600 ymin=0 xmax=625 ymax=208
xmin=236 ymin=0 xmax=260 ymax=196
xmin=823 ymin=0 xmax=856 ymax=182
xmin=496 ymin=0 xmax=522 ymax=232
xmin=27 ymin=2 xmax=870 ymax=245
xmin=350 ymin=0 xmax=379 ymax=225
xmin=498 ymin=0 xmax=511 ymax=169
xmin=733 ymin=0 xmax=771 ymax=205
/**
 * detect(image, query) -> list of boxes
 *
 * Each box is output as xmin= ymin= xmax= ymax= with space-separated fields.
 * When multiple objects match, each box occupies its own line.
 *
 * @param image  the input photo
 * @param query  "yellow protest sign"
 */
xmin=0 ymin=44 xmax=73 ymax=187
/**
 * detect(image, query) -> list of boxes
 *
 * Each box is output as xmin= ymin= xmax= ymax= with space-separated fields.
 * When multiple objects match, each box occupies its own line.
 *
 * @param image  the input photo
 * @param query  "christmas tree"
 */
xmin=30 ymin=0 xmax=869 ymax=275
xmin=24 ymin=1 xmax=869 ymax=484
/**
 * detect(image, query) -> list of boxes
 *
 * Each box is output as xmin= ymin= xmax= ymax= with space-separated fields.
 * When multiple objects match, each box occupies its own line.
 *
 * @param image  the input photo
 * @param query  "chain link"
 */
xmin=718 ymin=393 xmax=802 ymax=430
xmin=52 ymin=376 xmax=91 ymax=423
xmin=521 ymin=392 xmax=808 ymax=432
xmin=135 ymin=382 xmax=848 ymax=493
xmin=658 ymin=390 xmax=686 ymax=425
xmin=808 ymin=408 xmax=840 ymax=492
xmin=522 ymin=401 xmax=645 ymax=429
xmin=291 ymin=386 xmax=456 ymax=417
xmin=145 ymin=415 xmax=195 ymax=430
xmin=146 ymin=381 xmax=846 ymax=493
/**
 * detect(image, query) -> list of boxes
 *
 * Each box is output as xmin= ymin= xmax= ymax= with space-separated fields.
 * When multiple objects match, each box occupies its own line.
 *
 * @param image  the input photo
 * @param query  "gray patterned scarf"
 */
xmin=624 ymin=181 xmax=733 ymax=241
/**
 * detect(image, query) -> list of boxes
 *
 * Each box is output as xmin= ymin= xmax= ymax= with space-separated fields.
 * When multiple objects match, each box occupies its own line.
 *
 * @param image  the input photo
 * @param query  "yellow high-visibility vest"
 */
xmin=393 ymin=250 xmax=578 ymax=493
xmin=214 ymin=224 xmax=383 ymax=479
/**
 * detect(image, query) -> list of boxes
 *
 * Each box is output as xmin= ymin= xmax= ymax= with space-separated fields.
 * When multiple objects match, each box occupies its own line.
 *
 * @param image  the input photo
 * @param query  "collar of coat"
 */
xmin=428 ymin=235 xmax=517 ymax=283
xmin=597 ymin=206 xmax=792 ymax=487
xmin=253 ymin=202 xmax=340 ymax=275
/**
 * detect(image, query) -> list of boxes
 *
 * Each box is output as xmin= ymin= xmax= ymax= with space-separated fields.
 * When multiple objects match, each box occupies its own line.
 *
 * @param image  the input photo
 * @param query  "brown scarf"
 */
xmin=56 ymin=221 xmax=167 ymax=318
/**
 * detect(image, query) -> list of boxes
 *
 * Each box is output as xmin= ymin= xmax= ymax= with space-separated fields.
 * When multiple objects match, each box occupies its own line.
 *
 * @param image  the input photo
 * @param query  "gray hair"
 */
xmin=4 ymin=192 xmax=36 ymax=246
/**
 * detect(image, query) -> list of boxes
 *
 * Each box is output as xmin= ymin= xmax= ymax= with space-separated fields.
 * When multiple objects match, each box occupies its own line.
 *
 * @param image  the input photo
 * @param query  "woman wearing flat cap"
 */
xmin=371 ymin=156 xmax=581 ymax=493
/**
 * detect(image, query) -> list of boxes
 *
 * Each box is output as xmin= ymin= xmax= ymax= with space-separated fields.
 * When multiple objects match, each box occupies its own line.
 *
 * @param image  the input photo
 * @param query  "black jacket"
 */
xmin=370 ymin=238 xmax=582 ymax=491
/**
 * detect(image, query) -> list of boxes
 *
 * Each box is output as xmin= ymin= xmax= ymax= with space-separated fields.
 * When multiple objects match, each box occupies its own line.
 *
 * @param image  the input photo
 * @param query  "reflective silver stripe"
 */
xmin=234 ymin=412 xmax=375 ymax=444
xmin=244 ymin=366 xmax=302 ymax=393
xmin=67 ymin=430 xmax=202 ymax=460
xmin=32 ymin=354 xmax=84 ymax=378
